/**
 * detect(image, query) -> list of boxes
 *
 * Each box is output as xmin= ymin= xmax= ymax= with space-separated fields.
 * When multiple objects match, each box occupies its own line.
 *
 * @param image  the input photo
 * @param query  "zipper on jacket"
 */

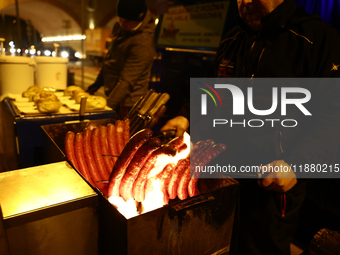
xmin=288 ymin=29 xmax=314 ymax=44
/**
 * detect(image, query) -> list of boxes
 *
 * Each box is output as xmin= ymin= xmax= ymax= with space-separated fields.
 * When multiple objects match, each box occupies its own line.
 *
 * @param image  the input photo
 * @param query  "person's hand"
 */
xmin=86 ymin=83 xmax=100 ymax=95
xmin=258 ymin=160 xmax=297 ymax=193
xmin=160 ymin=116 xmax=189 ymax=137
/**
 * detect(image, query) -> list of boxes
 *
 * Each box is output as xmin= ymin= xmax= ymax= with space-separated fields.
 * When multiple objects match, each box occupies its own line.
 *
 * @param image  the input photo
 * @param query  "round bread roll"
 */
xmin=85 ymin=96 xmax=107 ymax=110
xmin=32 ymin=91 xmax=58 ymax=105
xmin=74 ymin=92 xmax=90 ymax=104
xmin=22 ymin=85 xmax=42 ymax=98
xmin=36 ymin=98 xmax=62 ymax=113
xmin=64 ymin=85 xmax=83 ymax=97
xmin=72 ymin=89 xmax=86 ymax=100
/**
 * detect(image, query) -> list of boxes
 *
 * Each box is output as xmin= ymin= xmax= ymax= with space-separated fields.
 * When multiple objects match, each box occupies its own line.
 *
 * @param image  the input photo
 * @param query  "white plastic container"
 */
xmin=0 ymin=56 xmax=36 ymax=96
xmin=34 ymin=56 xmax=68 ymax=90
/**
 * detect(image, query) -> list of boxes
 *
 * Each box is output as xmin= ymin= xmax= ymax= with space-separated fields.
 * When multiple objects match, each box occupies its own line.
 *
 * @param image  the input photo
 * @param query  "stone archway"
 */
xmin=0 ymin=1 xmax=81 ymax=38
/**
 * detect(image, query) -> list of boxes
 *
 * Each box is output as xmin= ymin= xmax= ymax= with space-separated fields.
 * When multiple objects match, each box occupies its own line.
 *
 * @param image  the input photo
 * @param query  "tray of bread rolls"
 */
xmin=8 ymin=85 xmax=112 ymax=115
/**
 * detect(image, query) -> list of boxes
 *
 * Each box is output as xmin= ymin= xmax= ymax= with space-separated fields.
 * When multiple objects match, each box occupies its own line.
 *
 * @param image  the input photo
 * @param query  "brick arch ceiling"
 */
xmin=0 ymin=1 xmax=81 ymax=37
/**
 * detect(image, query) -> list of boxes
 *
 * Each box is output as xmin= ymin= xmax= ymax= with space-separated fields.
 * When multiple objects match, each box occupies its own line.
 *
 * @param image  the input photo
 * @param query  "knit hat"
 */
xmin=116 ymin=0 xmax=147 ymax=21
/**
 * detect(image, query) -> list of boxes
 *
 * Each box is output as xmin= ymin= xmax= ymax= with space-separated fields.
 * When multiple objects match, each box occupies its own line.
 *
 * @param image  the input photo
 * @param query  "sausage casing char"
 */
xmin=65 ymin=131 xmax=79 ymax=170
xmin=188 ymin=143 xmax=227 ymax=197
xmin=177 ymin=140 xmax=215 ymax=200
xmin=168 ymin=156 xmax=190 ymax=199
xmin=108 ymin=128 xmax=153 ymax=198
xmin=119 ymin=137 xmax=161 ymax=201
xmin=167 ymin=135 xmax=184 ymax=149
xmin=132 ymin=144 xmax=177 ymax=202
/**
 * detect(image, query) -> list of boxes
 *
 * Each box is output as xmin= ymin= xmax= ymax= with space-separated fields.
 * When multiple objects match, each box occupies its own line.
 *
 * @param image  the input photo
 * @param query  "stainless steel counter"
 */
xmin=0 ymin=161 xmax=99 ymax=255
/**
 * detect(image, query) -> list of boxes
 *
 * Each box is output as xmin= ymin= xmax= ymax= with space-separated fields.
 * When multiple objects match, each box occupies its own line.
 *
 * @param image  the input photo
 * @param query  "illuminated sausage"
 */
xmin=107 ymin=123 xmax=119 ymax=166
xmin=119 ymin=137 xmax=161 ymax=201
xmin=168 ymin=157 xmax=190 ymax=199
xmin=107 ymin=128 xmax=153 ymax=198
xmin=83 ymin=128 xmax=108 ymax=196
xmin=188 ymin=143 xmax=227 ymax=197
xmin=74 ymin=132 xmax=96 ymax=187
xmin=123 ymin=118 xmax=130 ymax=146
xmin=99 ymin=125 xmax=113 ymax=175
xmin=92 ymin=127 xmax=110 ymax=181
xmin=132 ymin=144 xmax=177 ymax=202
xmin=65 ymin=131 xmax=79 ymax=170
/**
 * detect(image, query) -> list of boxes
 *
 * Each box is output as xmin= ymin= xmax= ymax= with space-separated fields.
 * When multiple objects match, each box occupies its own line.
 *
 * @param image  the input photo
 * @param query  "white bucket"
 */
xmin=34 ymin=56 xmax=68 ymax=90
xmin=0 ymin=56 xmax=36 ymax=96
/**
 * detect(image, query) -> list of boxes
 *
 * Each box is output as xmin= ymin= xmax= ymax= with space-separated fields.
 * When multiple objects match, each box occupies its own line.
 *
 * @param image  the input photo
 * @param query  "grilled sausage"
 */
xmin=176 ymin=140 xmax=215 ymax=200
xmin=108 ymin=128 xmax=153 ymax=198
xmin=92 ymin=127 xmax=110 ymax=181
xmin=99 ymin=125 xmax=113 ymax=175
xmin=107 ymin=123 xmax=119 ymax=166
xmin=168 ymin=135 xmax=184 ymax=149
xmin=177 ymin=165 xmax=190 ymax=200
xmin=168 ymin=157 xmax=190 ymax=199
xmin=157 ymin=163 xmax=176 ymax=205
xmin=65 ymin=131 xmax=79 ymax=170
xmin=119 ymin=137 xmax=161 ymax=201
xmin=123 ymin=118 xmax=130 ymax=146
xmin=83 ymin=128 xmax=108 ymax=196
xmin=74 ymin=132 xmax=96 ymax=187
xmin=133 ymin=144 xmax=177 ymax=202
xmin=188 ymin=143 xmax=227 ymax=197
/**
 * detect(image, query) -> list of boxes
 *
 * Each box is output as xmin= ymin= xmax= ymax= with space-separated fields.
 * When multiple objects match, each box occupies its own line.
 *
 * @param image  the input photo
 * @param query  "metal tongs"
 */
xmin=128 ymin=89 xmax=170 ymax=135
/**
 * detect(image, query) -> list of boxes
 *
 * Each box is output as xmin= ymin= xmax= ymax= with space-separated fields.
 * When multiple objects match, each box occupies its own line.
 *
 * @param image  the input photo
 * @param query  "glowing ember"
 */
xmin=142 ymin=179 xmax=165 ymax=214
xmin=148 ymin=132 xmax=191 ymax=178
xmin=108 ymin=196 xmax=139 ymax=219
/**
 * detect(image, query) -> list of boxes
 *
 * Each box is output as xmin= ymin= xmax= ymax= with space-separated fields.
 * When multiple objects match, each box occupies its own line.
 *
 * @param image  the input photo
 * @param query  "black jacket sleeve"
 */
xmin=87 ymin=68 xmax=104 ymax=94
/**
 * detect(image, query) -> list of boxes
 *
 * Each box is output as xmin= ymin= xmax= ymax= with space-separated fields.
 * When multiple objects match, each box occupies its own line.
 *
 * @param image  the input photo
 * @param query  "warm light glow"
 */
xmin=109 ymin=132 xmax=191 ymax=218
xmin=44 ymin=50 xmax=51 ymax=56
xmin=61 ymin=51 xmax=69 ymax=58
xmin=89 ymin=18 xmax=95 ymax=29
xmin=75 ymin=52 xmax=81 ymax=58
xmin=41 ymin=35 xmax=86 ymax=42
xmin=9 ymin=48 xmax=16 ymax=54
xmin=142 ymin=179 xmax=164 ymax=214
xmin=29 ymin=49 xmax=36 ymax=55
xmin=155 ymin=18 xmax=159 ymax=25
xmin=108 ymin=196 xmax=139 ymax=219
xmin=148 ymin=132 xmax=190 ymax=178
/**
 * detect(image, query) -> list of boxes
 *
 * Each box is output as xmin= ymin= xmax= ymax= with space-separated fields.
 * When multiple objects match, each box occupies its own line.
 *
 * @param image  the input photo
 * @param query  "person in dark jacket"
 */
xmin=87 ymin=0 xmax=156 ymax=118
xmin=161 ymin=0 xmax=340 ymax=254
